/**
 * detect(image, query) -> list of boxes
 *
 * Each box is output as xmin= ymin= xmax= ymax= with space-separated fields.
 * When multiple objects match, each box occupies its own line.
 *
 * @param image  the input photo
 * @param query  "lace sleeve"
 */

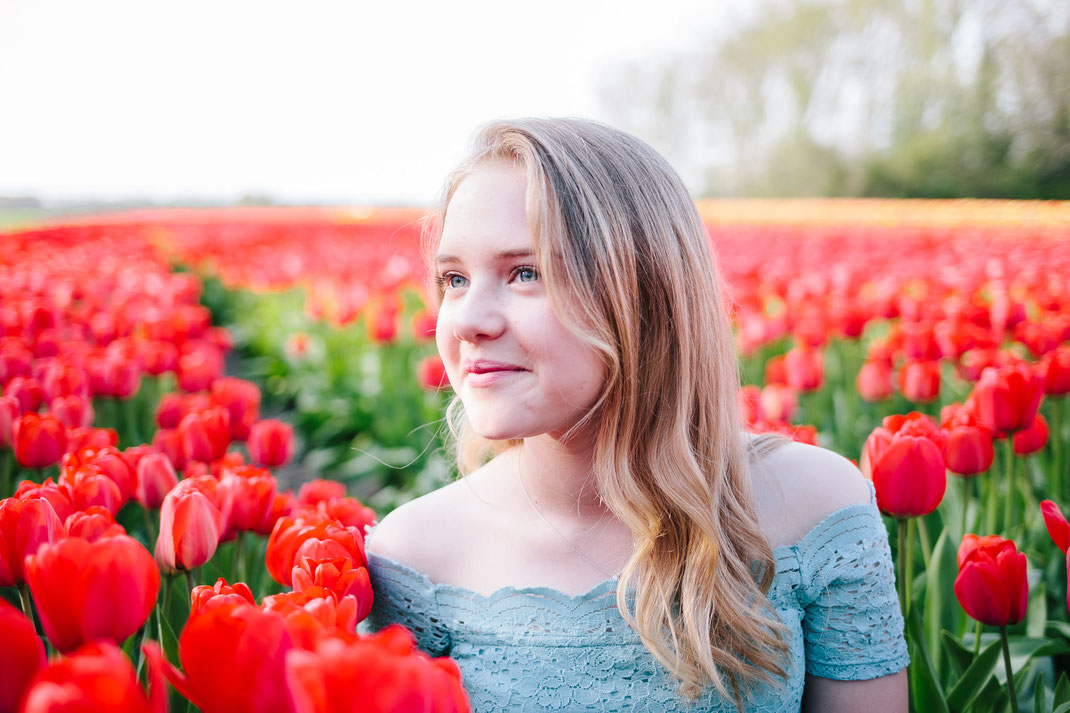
xmin=795 ymin=497 xmax=910 ymax=681
xmin=359 ymin=551 xmax=452 ymax=658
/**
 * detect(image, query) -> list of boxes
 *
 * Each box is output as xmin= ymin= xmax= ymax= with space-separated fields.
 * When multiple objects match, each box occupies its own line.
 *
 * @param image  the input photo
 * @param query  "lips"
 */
xmin=462 ymin=359 xmax=527 ymax=375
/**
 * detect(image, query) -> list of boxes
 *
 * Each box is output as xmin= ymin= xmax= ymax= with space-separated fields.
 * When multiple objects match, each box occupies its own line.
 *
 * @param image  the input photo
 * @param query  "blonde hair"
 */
xmin=422 ymin=118 xmax=790 ymax=705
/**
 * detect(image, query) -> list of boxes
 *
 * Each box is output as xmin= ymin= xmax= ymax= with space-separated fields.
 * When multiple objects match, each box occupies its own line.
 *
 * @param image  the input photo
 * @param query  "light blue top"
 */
xmin=360 ymin=482 xmax=909 ymax=712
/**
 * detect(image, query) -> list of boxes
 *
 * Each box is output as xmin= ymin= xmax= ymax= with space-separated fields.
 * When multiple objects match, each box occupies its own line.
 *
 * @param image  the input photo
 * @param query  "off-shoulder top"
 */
xmin=359 ymin=481 xmax=909 ymax=712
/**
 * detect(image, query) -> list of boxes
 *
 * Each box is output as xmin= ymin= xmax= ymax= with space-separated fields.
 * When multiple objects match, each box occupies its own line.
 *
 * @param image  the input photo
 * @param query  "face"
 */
xmin=434 ymin=162 xmax=606 ymax=442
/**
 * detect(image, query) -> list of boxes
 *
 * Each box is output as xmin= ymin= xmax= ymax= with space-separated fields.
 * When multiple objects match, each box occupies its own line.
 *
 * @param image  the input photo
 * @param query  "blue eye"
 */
xmin=447 ymin=274 xmax=468 ymax=289
xmin=514 ymin=266 xmax=538 ymax=283
xmin=436 ymin=272 xmax=468 ymax=290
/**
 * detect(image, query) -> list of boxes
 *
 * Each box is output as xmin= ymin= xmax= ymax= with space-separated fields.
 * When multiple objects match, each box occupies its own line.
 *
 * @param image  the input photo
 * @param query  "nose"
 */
xmin=448 ymin=286 xmax=507 ymax=343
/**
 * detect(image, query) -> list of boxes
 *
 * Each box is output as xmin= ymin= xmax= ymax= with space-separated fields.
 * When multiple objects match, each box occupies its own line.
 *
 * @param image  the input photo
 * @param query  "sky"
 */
xmin=0 ymin=0 xmax=743 ymax=206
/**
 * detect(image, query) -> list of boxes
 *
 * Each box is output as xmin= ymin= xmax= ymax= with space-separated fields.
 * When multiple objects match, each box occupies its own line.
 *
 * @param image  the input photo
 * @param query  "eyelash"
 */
xmin=435 ymin=266 xmax=539 ymax=291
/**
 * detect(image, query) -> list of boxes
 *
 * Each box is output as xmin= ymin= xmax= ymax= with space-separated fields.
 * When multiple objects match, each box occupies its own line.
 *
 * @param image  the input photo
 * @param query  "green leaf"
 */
xmin=908 ymin=608 xmax=950 ymax=713
xmin=942 ymin=629 xmax=975 ymax=678
xmin=946 ymin=638 xmax=1001 ymax=712
xmin=926 ymin=528 xmax=960 ymax=679
xmin=1036 ymin=678 xmax=1052 ymax=713
xmin=1055 ymin=672 xmax=1070 ymax=706
xmin=1046 ymin=621 xmax=1070 ymax=642
xmin=1053 ymin=704 xmax=1070 ymax=713
xmin=1026 ymin=582 xmax=1047 ymax=638
xmin=158 ymin=608 xmax=180 ymax=670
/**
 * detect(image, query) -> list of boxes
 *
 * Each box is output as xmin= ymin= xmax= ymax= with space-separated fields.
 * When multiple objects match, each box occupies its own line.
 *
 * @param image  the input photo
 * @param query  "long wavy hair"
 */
xmin=422 ymin=117 xmax=790 ymax=705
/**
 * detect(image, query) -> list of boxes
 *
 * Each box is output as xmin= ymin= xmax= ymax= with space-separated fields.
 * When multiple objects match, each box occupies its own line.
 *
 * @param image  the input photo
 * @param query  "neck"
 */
xmin=516 ymin=433 xmax=613 ymax=522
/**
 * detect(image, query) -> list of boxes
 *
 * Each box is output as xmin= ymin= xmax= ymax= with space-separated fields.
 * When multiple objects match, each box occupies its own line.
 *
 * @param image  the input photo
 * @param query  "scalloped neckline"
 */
xmin=365 ymin=481 xmax=877 ymax=602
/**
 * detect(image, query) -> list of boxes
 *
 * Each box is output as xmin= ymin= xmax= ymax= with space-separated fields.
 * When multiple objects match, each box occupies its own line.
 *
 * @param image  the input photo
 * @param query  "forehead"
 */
xmin=438 ymin=162 xmax=532 ymax=256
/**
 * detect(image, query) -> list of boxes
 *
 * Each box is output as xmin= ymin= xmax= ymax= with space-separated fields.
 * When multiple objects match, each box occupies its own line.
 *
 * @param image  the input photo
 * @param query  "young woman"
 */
xmin=361 ymin=118 xmax=909 ymax=712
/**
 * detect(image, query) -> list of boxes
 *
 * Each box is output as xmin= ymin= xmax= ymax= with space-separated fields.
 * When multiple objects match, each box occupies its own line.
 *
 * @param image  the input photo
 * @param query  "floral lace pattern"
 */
xmin=360 ymin=482 xmax=909 ymax=712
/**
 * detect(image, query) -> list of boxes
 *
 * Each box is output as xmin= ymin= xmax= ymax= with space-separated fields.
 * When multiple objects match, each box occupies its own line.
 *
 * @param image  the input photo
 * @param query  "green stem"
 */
xmin=184 ymin=570 xmax=195 ymax=605
xmin=917 ymin=516 xmax=932 ymax=569
xmin=1053 ymin=397 xmax=1064 ymax=503
xmin=985 ymin=464 xmax=998 ymax=534
xmin=0 ymin=448 xmax=11 ymax=498
xmin=17 ymin=582 xmax=34 ymax=620
xmin=142 ymin=507 xmax=157 ymax=548
xmin=961 ymin=476 xmax=970 ymax=538
xmin=897 ymin=518 xmax=908 ymax=616
xmin=1001 ymin=625 xmax=1019 ymax=713
xmin=905 ymin=518 xmax=915 ymax=612
xmin=1003 ymin=438 xmax=1015 ymax=534
xmin=235 ymin=531 xmax=247 ymax=585
xmin=973 ymin=619 xmax=983 ymax=656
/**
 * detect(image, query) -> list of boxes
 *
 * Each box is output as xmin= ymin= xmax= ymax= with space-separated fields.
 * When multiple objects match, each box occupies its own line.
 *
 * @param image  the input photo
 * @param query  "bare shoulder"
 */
xmin=749 ymin=437 xmax=873 ymax=550
xmin=363 ymin=479 xmax=468 ymax=579
xmin=363 ymin=458 xmax=507 ymax=581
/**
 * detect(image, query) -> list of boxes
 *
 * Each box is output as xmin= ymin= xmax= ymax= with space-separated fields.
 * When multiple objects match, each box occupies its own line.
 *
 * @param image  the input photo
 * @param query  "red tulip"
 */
xmin=138 ymin=340 xmax=179 ymax=376
xmin=24 ymin=534 xmax=160 ymax=652
xmin=248 ymin=419 xmax=296 ymax=468
xmin=155 ymin=392 xmax=186 ymax=429
xmin=897 ymin=359 xmax=941 ymax=403
xmin=4 ymin=376 xmax=44 ymax=414
xmin=412 ymin=310 xmax=438 ymax=340
xmin=1041 ymin=500 xmax=1070 ymax=553
xmin=292 ymin=555 xmax=373 ymax=620
xmin=63 ymin=445 xmax=135 ymax=504
xmin=285 ymin=625 xmax=471 ymax=713
xmin=1039 ymin=345 xmax=1070 ymax=395
xmin=954 ymin=535 xmax=1028 ymax=627
xmin=39 ymin=361 xmax=90 ymax=403
xmin=738 ymin=385 xmax=760 ymax=425
xmin=178 ymin=406 xmax=231 ymax=463
xmin=862 ymin=429 xmax=946 ymax=518
xmin=156 ymin=487 xmax=221 ymax=573
xmin=292 ymin=496 xmax=376 ymax=534
xmin=0 ymin=598 xmax=46 ymax=713
xmin=13 ymin=479 xmax=75 ymax=523
xmin=50 ymin=394 xmax=94 ymax=429
xmin=262 ymin=587 xmax=361 ymax=650
xmin=257 ymin=490 xmax=296 ymax=536
xmin=856 ymin=360 xmax=894 ymax=402
xmin=0 ymin=343 xmax=33 ymax=386
xmin=210 ymin=377 xmax=261 ymax=441
xmin=190 ymin=577 xmax=256 ymax=618
xmin=158 ymin=603 xmax=299 ymax=713
xmin=0 ymin=396 xmax=17 ymax=448
xmin=764 ymin=354 xmax=787 ymax=386
xmin=266 ymin=514 xmax=366 ymax=587
xmin=152 ymin=428 xmax=186 ymax=472
xmin=758 ymin=383 xmax=797 ymax=422
xmin=418 ymin=355 xmax=451 ymax=391
xmin=60 ymin=464 xmax=123 ymax=515
xmin=66 ymin=507 xmax=126 ymax=541
xmin=217 ymin=464 xmax=276 ymax=538
xmin=942 ymin=423 xmax=994 ymax=476
xmin=135 ymin=452 xmax=179 ymax=510
xmin=65 ymin=426 xmax=118 ymax=453
xmin=369 ymin=304 xmax=398 ymax=344
xmin=298 ymin=479 xmax=347 ymax=506
xmin=19 ymin=641 xmax=166 ymax=713
xmin=957 ymin=534 xmax=1007 ymax=567
xmin=0 ymin=496 xmax=66 ymax=587
xmin=969 ymin=363 xmax=1045 ymax=435
xmin=1013 ymin=413 xmax=1049 ymax=455
xmin=176 ymin=345 xmax=223 ymax=393
xmin=12 ymin=413 xmax=67 ymax=468
xmin=783 ymin=345 xmax=824 ymax=392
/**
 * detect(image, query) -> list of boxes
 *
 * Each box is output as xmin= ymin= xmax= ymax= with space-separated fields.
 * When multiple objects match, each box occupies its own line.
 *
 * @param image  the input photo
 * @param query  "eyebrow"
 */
xmin=434 ymin=249 xmax=534 ymax=266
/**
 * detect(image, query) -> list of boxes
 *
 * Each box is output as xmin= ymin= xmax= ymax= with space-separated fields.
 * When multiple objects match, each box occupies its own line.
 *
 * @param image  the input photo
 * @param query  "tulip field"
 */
xmin=0 ymin=199 xmax=1068 ymax=712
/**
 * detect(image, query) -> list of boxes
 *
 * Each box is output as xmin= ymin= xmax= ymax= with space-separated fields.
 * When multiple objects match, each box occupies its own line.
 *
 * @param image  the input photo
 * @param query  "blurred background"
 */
xmin=2 ymin=0 xmax=1067 ymax=229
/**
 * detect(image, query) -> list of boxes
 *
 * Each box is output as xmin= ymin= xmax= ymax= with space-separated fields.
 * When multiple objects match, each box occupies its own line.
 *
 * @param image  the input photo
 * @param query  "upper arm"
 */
xmin=802 ymin=670 xmax=908 ymax=713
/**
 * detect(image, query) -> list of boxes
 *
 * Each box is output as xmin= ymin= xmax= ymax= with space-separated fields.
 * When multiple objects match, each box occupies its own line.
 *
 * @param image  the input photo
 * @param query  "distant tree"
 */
xmin=598 ymin=0 xmax=1070 ymax=198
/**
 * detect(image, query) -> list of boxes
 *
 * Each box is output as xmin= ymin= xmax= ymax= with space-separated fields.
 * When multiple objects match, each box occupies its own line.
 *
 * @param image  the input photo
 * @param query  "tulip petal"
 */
xmin=955 ymin=558 xmax=1011 ymax=626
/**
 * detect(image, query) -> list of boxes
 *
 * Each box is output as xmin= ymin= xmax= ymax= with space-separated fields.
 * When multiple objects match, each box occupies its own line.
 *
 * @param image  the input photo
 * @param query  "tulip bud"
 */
xmin=4 ymin=376 xmax=44 ymax=414
xmin=247 ymin=419 xmax=295 ymax=468
xmin=156 ymin=488 xmax=221 ymax=573
xmin=942 ymin=423 xmax=994 ymax=476
xmin=863 ymin=429 xmax=946 ymax=518
xmin=12 ymin=412 xmax=67 ymax=468
xmin=1013 ymin=413 xmax=1049 ymax=456
xmin=0 ymin=496 xmax=66 ymax=587
xmin=856 ymin=360 xmax=894 ymax=402
xmin=0 ymin=395 xmax=17 ymax=448
xmin=1041 ymin=500 xmax=1070 ymax=554
xmin=783 ymin=345 xmax=823 ymax=392
xmin=418 ymin=355 xmax=451 ymax=391
xmin=190 ymin=577 xmax=256 ymax=618
xmin=19 ymin=642 xmax=162 ymax=713
xmin=970 ymin=363 xmax=1045 ymax=434
xmin=897 ymin=359 xmax=941 ymax=403
xmin=954 ymin=535 xmax=1028 ymax=627
xmin=50 ymin=394 xmax=94 ymax=429
xmin=136 ymin=452 xmax=179 ymax=510
xmin=178 ymin=406 xmax=231 ymax=464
